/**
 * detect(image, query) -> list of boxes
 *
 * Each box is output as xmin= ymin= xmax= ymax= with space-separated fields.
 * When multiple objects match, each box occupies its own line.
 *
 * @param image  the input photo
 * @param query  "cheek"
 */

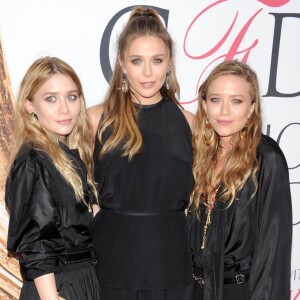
xmin=248 ymin=106 xmax=255 ymax=118
xmin=126 ymin=70 xmax=138 ymax=84
xmin=73 ymin=102 xmax=82 ymax=117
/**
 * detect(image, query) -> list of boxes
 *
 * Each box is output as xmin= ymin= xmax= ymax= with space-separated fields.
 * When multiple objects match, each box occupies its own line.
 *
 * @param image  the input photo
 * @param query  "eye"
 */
xmin=232 ymin=98 xmax=242 ymax=104
xmin=131 ymin=58 xmax=141 ymax=65
xmin=67 ymin=94 xmax=78 ymax=101
xmin=45 ymin=95 xmax=56 ymax=102
xmin=210 ymin=97 xmax=220 ymax=103
xmin=153 ymin=58 xmax=163 ymax=64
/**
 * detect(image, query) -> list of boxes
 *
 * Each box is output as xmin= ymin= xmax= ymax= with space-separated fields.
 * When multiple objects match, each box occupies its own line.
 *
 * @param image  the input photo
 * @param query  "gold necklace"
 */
xmin=200 ymin=185 xmax=220 ymax=249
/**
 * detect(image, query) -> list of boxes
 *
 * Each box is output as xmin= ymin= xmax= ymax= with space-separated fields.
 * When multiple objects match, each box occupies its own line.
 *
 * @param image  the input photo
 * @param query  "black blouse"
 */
xmin=189 ymin=134 xmax=292 ymax=300
xmin=5 ymin=143 xmax=94 ymax=280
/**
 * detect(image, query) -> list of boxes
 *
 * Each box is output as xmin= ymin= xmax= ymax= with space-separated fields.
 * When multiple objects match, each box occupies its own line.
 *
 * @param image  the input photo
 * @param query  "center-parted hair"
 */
xmin=192 ymin=60 xmax=262 ymax=210
xmin=98 ymin=6 xmax=180 ymax=159
xmin=10 ymin=56 xmax=97 ymax=204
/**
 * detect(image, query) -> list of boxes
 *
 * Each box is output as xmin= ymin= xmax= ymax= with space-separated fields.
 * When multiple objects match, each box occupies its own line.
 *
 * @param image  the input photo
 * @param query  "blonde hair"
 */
xmin=192 ymin=60 xmax=262 ymax=210
xmin=98 ymin=6 xmax=180 ymax=159
xmin=10 ymin=56 xmax=97 ymax=204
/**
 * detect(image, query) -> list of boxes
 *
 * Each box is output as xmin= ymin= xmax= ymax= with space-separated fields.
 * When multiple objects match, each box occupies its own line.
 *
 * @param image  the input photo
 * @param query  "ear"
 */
xmin=118 ymin=54 xmax=124 ymax=72
xmin=248 ymin=102 xmax=255 ymax=118
xmin=25 ymin=99 xmax=34 ymax=113
xmin=167 ymin=59 xmax=172 ymax=72
xmin=202 ymin=100 xmax=207 ymax=115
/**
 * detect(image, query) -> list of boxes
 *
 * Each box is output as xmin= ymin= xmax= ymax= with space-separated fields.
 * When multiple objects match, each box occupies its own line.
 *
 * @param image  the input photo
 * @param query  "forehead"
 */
xmin=208 ymin=75 xmax=251 ymax=95
xmin=125 ymin=35 xmax=168 ymax=56
xmin=36 ymin=73 xmax=78 ymax=92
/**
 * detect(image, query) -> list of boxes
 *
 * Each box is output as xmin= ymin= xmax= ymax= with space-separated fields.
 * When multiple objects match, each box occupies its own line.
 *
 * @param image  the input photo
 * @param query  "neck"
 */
xmin=219 ymin=137 xmax=233 ymax=155
xmin=131 ymin=92 xmax=162 ymax=105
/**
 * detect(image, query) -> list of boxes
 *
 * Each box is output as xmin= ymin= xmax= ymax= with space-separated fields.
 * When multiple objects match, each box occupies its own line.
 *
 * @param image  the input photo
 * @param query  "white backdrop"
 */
xmin=0 ymin=0 xmax=299 ymax=297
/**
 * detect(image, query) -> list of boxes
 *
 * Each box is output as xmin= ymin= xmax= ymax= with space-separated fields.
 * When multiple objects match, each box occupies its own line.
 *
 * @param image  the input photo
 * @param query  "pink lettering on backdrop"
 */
xmin=182 ymin=0 xmax=263 ymax=104
xmin=181 ymin=0 xmax=292 ymax=104
xmin=291 ymin=289 xmax=300 ymax=300
xmin=258 ymin=0 xmax=290 ymax=7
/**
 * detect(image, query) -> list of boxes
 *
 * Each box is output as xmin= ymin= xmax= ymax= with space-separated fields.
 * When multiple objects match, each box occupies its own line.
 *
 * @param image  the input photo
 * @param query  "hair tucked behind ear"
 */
xmin=10 ymin=56 xmax=97 ymax=205
xmin=192 ymin=60 xmax=262 ymax=211
xmin=98 ymin=6 xmax=180 ymax=160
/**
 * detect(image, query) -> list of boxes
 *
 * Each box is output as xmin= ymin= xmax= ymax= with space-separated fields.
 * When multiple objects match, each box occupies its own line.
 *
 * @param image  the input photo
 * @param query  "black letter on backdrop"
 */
xmin=290 ymin=182 xmax=300 ymax=226
xmin=277 ymin=122 xmax=300 ymax=169
xmin=264 ymin=13 xmax=300 ymax=98
xmin=100 ymin=5 xmax=170 ymax=82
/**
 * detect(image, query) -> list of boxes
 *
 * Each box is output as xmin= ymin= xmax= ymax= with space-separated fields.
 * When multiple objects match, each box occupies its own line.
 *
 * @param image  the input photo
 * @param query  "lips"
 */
xmin=57 ymin=119 xmax=72 ymax=125
xmin=217 ymin=120 xmax=233 ymax=126
xmin=141 ymin=82 xmax=155 ymax=88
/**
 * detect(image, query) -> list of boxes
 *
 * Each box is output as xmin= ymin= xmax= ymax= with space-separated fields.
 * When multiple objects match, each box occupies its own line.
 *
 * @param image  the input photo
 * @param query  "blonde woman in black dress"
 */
xmin=6 ymin=57 xmax=100 ymax=300
xmin=189 ymin=60 xmax=292 ymax=299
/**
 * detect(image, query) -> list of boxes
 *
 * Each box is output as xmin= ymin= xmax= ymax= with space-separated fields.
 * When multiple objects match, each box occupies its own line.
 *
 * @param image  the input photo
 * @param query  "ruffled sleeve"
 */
xmin=6 ymin=148 xmax=65 ymax=280
xmin=249 ymin=137 xmax=292 ymax=299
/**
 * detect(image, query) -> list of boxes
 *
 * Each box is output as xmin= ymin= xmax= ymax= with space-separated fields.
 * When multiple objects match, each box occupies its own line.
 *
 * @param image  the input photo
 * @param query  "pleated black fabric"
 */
xmin=189 ymin=135 xmax=292 ymax=300
xmin=20 ymin=261 xmax=100 ymax=300
xmin=99 ymin=281 xmax=197 ymax=300
xmin=93 ymin=99 xmax=195 ymax=299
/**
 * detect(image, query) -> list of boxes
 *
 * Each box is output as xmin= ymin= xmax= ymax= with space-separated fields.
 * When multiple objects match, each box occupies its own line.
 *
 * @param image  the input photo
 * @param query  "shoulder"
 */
xmin=165 ymin=100 xmax=195 ymax=133
xmin=87 ymin=103 xmax=104 ymax=136
xmin=10 ymin=144 xmax=50 ymax=175
xmin=6 ymin=145 xmax=51 ymax=209
xmin=13 ymin=144 xmax=43 ymax=166
xmin=258 ymin=134 xmax=288 ymax=169
xmin=181 ymin=109 xmax=196 ymax=132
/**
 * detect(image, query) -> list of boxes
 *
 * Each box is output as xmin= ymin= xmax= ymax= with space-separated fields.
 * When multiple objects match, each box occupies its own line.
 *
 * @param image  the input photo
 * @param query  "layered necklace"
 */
xmin=200 ymin=184 xmax=220 ymax=249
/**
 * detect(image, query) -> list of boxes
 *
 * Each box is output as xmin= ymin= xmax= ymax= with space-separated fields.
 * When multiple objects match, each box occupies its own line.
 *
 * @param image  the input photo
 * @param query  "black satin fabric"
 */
xmin=5 ymin=142 xmax=97 ymax=287
xmin=19 ymin=261 xmax=100 ymax=300
xmin=188 ymin=135 xmax=292 ymax=300
xmin=93 ymin=99 xmax=195 ymax=291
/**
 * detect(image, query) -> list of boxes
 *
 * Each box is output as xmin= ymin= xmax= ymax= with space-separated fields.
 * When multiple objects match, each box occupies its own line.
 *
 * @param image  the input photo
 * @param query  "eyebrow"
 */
xmin=42 ymin=90 xmax=79 ymax=96
xmin=208 ymin=93 xmax=246 ymax=98
xmin=128 ymin=53 xmax=166 ymax=58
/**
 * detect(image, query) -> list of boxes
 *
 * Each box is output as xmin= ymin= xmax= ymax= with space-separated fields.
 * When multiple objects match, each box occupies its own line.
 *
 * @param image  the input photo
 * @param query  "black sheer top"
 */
xmin=93 ymin=98 xmax=195 ymax=289
xmin=6 ymin=143 xmax=94 ymax=280
xmin=189 ymin=135 xmax=292 ymax=299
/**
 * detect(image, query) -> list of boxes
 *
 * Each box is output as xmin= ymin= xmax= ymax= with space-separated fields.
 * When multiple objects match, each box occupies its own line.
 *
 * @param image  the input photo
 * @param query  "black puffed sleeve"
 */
xmin=249 ymin=136 xmax=292 ymax=299
xmin=6 ymin=148 xmax=65 ymax=280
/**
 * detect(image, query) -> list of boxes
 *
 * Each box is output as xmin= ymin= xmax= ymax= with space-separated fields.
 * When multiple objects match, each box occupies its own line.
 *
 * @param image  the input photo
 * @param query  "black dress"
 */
xmin=189 ymin=135 xmax=292 ymax=300
xmin=6 ymin=142 xmax=100 ymax=300
xmin=93 ymin=99 xmax=195 ymax=299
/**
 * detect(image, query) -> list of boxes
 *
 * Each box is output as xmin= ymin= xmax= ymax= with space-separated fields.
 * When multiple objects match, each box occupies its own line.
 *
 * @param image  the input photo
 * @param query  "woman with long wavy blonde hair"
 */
xmin=189 ymin=60 xmax=292 ymax=299
xmin=6 ymin=56 xmax=100 ymax=300
xmin=88 ymin=6 xmax=196 ymax=300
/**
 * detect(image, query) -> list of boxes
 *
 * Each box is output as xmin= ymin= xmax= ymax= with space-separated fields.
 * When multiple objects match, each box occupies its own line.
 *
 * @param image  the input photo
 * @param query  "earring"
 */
xmin=205 ymin=118 xmax=211 ymax=129
xmin=203 ymin=118 xmax=215 ymax=146
xmin=239 ymin=126 xmax=247 ymax=140
xmin=31 ymin=111 xmax=38 ymax=120
xmin=122 ymin=73 xmax=128 ymax=93
xmin=165 ymin=70 xmax=171 ymax=90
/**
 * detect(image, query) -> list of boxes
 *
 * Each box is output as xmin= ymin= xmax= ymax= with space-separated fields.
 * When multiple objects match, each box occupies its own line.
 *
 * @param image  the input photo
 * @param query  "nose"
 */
xmin=58 ymin=99 xmax=70 ymax=115
xmin=143 ymin=62 xmax=152 ymax=77
xmin=220 ymin=99 xmax=230 ymax=116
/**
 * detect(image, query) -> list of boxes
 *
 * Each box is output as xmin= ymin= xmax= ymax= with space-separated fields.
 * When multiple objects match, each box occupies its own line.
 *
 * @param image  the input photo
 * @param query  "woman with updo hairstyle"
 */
xmin=88 ymin=6 xmax=196 ymax=300
xmin=189 ymin=60 xmax=292 ymax=299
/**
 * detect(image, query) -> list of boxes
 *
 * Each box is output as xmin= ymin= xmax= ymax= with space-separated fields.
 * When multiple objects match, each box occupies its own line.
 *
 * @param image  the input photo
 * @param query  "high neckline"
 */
xmin=133 ymin=98 xmax=165 ymax=109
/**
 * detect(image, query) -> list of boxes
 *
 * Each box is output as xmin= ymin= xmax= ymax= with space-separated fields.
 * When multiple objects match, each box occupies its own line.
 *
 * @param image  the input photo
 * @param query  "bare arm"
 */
xmin=181 ymin=109 xmax=195 ymax=133
xmin=87 ymin=105 xmax=103 ymax=216
xmin=93 ymin=204 xmax=100 ymax=216
xmin=34 ymin=273 xmax=62 ymax=300
xmin=87 ymin=104 xmax=104 ymax=137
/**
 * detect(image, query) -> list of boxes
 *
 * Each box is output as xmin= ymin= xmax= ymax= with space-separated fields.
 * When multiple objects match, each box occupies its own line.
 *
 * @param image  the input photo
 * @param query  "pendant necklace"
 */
xmin=200 ymin=185 xmax=220 ymax=249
